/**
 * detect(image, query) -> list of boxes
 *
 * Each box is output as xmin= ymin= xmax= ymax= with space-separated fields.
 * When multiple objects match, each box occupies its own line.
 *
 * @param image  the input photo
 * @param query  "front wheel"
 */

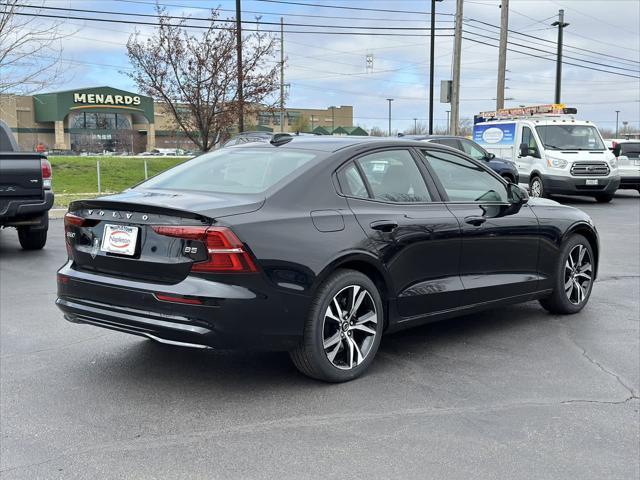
xmin=595 ymin=194 xmax=614 ymax=203
xmin=529 ymin=176 xmax=546 ymax=198
xmin=539 ymin=234 xmax=594 ymax=314
xmin=17 ymin=226 xmax=47 ymax=250
xmin=290 ymin=269 xmax=384 ymax=382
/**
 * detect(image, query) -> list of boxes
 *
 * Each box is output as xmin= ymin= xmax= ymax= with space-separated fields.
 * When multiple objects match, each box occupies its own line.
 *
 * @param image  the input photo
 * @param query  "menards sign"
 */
xmin=73 ymin=92 xmax=141 ymax=106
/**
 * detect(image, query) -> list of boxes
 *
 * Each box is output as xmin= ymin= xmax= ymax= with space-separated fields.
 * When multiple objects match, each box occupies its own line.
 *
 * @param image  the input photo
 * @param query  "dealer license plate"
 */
xmin=101 ymin=224 xmax=139 ymax=256
xmin=585 ymin=179 xmax=599 ymax=186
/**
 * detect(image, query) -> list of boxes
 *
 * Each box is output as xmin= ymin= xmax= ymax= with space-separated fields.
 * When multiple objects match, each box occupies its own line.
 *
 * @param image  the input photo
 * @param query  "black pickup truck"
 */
xmin=0 ymin=121 xmax=54 ymax=249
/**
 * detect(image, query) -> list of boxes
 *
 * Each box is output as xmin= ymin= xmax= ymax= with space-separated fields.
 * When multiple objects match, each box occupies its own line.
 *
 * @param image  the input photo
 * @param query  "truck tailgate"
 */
xmin=0 ymin=153 xmax=44 ymax=198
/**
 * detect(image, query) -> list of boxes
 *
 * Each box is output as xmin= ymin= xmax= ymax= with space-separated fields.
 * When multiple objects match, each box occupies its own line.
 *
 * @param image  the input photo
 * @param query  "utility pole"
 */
xmin=428 ymin=0 xmax=443 ymax=134
xmin=496 ymin=0 xmax=509 ymax=110
xmin=279 ymin=17 xmax=285 ymax=133
xmin=615 ymin=110 xmax=620 ymax=137
xmin=450 ymin=0 xmax=463 ymax=136
xmin=552 ymin=9 xmax=569 ymax=104
xmin=446 ymin=110 xmax=450 ymax=134
xmin=414 ymin=118 xmax=418 ymax=133
xmin=386 ymin=98 xmax=394 ymax=136
xmin=235 ymin=0 xmax=244 ymax=132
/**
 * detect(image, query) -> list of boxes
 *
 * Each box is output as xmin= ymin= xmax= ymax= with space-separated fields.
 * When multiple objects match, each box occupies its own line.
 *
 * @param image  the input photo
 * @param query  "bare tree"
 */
xmin=0 ymin=0 xmax=72 ymax=94
xmin=126 ymin=7 xmax=280 ymax=151
xmin=369 ymin=126 xmax=386 ymax=137
xmin=403 ymin=121 xmax=429 ymax=135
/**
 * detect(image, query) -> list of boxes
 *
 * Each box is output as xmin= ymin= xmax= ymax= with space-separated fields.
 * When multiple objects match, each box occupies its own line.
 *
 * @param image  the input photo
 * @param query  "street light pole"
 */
xmin=446 ymin=110 xmax=450 ymax=134
xmin=386 ymin=98 xmax=394 ymax=136
xmin=414 ymin=118 xmax=418 ymax=133
xmin=235 ymin=0 xmax=244 ymax=132
xmin=615 ymin=110 xmax=620 ymax=137
xmin=552 ymin=9 xmax=569 ymax=104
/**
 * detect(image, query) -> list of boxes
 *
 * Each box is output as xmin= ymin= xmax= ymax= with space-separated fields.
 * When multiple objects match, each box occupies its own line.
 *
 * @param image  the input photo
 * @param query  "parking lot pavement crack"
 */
xmin=595 ymin=274 xmax=640 ymax=283
xmin=577 ymin=343 xmax=638 ymax=398
xmin=560 ymin=395 xmax=639 ymax=405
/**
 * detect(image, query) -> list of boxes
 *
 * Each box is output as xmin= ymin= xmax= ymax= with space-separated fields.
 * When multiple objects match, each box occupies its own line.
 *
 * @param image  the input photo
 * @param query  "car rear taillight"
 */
xmin=41 ymin=159 xmax=52 ymax=189
xmin=64 ymin=213 xmax=98 ymax=256
xmin=152 ymin=225 xmax=258 ymax=273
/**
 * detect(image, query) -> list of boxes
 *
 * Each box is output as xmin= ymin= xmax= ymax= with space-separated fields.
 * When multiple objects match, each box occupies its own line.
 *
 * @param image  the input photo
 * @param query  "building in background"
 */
xmin=0 ymin=86 xmax=357 ymax=153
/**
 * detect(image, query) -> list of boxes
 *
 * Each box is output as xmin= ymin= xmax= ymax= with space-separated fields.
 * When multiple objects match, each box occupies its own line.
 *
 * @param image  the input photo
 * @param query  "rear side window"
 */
xmin=139 ymin=148 xmax=318 ymax=194
xmin=337 ymin=163 xmax=369 ymax=198
xmin=460 ymin=139 xmax=487 ymax=161
xmin=356 ymin=150 xmax=432 ymax=203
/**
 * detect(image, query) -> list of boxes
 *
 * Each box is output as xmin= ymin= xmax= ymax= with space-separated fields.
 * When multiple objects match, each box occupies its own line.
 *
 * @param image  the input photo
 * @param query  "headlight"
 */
xmin=546 ymin=156 xmax=568 ymax=168
xmin=610 ymin=157 xmax=617 ymax=169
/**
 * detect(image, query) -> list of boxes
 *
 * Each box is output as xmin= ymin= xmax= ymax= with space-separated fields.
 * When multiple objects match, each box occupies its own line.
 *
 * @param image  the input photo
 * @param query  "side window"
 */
xmin=433 ymin=138 xmax=462 ymax=151
xmin=521 ymin=126 xmax=540 ymax=157
xmin=422 ymin=149 xmax=509 ymax=203
xmin=337 ymin=163 xmax=369 ymax=198
xmin=460 ymin=139 xmax=487 ymax=161
xmin=356 ymin=150 xmax=432 ymax=203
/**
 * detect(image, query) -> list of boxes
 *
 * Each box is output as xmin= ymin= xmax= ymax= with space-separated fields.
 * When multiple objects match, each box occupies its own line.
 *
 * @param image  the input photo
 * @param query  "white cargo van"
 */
xmin=473 ymin=105 xmax=620 ymax=202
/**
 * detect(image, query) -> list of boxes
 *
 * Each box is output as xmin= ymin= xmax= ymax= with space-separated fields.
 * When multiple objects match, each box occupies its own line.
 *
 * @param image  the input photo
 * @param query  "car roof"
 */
xmin=226 ymin=135 xmax=442 ymax=153
xmin=399 ymin=134 xmax=467 ymax=141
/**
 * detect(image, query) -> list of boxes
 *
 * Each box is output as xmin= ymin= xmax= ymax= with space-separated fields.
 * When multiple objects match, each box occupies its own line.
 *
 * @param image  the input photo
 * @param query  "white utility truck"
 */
xmin=473 ymin=104 xmax=620 ymax=202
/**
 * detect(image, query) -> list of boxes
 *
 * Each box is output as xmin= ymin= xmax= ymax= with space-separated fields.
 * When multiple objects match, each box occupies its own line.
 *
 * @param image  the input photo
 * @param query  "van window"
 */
xmin=521 ymin=126 xmax=541 ymax=158
xmin=535 ymin=125 xmax=606 ymax=151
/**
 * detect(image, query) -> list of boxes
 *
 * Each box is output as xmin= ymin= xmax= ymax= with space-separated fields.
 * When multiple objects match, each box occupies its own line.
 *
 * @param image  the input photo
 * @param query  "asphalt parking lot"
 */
xmin=1 ymin=192 xmax=638 ymax=480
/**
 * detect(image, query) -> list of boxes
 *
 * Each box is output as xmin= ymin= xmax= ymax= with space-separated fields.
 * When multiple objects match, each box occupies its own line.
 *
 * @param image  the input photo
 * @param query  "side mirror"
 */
xmin=486 ymin=152 xmax=496 ymax=160
xmin=508 ymin=182 xmax=529 ymax=205
xmin=519 ymin=143 xmax=529 ymax=157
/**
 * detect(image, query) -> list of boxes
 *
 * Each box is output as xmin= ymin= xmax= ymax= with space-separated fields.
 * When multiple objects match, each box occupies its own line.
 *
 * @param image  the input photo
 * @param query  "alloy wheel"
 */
xmin=322 ymin=285 xmax=378 ymax=370
xmin=530 ymin=178 xmax=542 ymax=197
xmin=564 ymin=244 xmax=592 ymax=305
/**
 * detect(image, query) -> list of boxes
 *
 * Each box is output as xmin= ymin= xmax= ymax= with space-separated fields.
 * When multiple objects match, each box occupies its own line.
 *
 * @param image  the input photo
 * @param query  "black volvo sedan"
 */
xmin=57 ymin=136 xmax=598 ymax=382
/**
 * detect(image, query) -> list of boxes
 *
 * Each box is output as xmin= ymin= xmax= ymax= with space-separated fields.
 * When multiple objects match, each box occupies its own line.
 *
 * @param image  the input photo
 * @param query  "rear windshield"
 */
xmin=620 ymin=143 xmax=640 ymax=158
xmin=535 ymin=125 xmax=606 ymax=151
xmin=138 ymin=147 xmax=318 ymax=194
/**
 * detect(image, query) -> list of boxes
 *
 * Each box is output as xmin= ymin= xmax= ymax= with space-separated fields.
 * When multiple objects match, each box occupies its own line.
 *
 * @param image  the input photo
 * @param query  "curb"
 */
xmin=49 ymin=208 xmax=67 ymax=219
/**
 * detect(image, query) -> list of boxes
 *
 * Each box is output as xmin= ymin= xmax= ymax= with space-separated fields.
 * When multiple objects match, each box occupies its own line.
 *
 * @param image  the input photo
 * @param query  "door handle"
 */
xmin=464 ymin=216 xmax=486 ymax=226
xmin=370 ymin=220 xmax=398 ymax=232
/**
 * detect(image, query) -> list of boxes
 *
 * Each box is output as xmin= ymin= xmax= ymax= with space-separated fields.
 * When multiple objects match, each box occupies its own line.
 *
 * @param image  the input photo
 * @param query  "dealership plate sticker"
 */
xmin=101 ymin=224 xmax=138 ymax=256
xmin=585 ymin=179 xmax=599 ymax=185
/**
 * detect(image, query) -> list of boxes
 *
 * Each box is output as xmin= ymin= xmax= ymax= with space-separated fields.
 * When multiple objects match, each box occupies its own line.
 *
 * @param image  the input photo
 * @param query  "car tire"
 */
xmin=290 ymin=269 xmax=384 ymax=382
xmin=595 ymin=194 xmax=614 ymax=203
xmin=529 ymin=175 xmax=546 ymax=198
xmin=501 ymin=174 xmax=514 ymax=183
xmin=539 ymin=234 xmax=594 ymax=315
xmin=17 ymin=226 xmax=47 ymax=250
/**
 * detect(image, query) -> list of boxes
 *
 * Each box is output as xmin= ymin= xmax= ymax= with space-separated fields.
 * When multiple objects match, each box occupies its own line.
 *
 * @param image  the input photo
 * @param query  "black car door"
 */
xmin=418 ymin=147 xmax=540 ymax=305
xmin=337 ymin=148 xmax=462 ymax=319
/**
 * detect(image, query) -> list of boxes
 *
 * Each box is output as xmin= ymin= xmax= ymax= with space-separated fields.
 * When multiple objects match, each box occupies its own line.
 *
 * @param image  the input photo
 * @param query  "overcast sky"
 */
xmin=20 ymin=0 xmax=640 ymax=133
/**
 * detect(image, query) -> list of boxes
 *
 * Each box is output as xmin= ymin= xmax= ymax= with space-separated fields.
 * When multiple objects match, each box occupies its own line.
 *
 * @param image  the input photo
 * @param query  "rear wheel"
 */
xmin=529 ymin=175 xmax=546 ymax=198
xmin=595 ymin=194 xmax=614 ymax=203
xmin=539 ymin=234 xmax=594 ymax=314
xmin=17 ymin=226 xmax=47 ymax=250
xmin=290 ymin=269 xmax=383 ymax=382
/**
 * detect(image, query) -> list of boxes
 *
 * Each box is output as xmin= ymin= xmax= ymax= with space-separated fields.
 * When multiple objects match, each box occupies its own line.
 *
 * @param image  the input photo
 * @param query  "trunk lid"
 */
xmin=66 ymin=189 xmax=263 ymax=284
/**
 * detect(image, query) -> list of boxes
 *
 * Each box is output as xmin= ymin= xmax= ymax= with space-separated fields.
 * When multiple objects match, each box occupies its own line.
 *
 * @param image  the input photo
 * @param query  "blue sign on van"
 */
xmin=473 ymin=122 xmax=516 ymax=146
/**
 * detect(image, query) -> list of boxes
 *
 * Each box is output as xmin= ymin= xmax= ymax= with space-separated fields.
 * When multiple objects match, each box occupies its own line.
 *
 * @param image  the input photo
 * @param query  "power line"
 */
xmin=9 ymin=4 xmax=454 ymax=31
xmin=112 ymin=0 xmax=454 ymax=23
xmin=253 ymin=0 xmax=455 ymax=16
xmin=464 ymin=18 xmax=640 ymax=65
xmin=463 ymin=28 xmax=640 ymax=73
xmin=463 ymin=37 xmax=640 ymax=80
xmin=9 ymin=11 xmax=455 ymax=37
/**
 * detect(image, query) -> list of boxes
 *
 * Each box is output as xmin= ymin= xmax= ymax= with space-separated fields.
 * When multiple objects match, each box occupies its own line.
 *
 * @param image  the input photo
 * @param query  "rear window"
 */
xmin=138 ymin=148 xmax=318 ymax=194
xmin=620 ymin=143 xmax=640 ymax=158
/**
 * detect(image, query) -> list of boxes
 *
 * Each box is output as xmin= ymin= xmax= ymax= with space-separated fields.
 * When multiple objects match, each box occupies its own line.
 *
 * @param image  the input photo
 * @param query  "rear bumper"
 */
xmin=543 ymin=174 xmax=620 ymax=196
xmin=618 ymin=174 xmax=640 ymax=190
xmin=0 ymin=190 xmax=54 ymax=227
xmin=56 ymin=262 xmax=310 ymax=351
